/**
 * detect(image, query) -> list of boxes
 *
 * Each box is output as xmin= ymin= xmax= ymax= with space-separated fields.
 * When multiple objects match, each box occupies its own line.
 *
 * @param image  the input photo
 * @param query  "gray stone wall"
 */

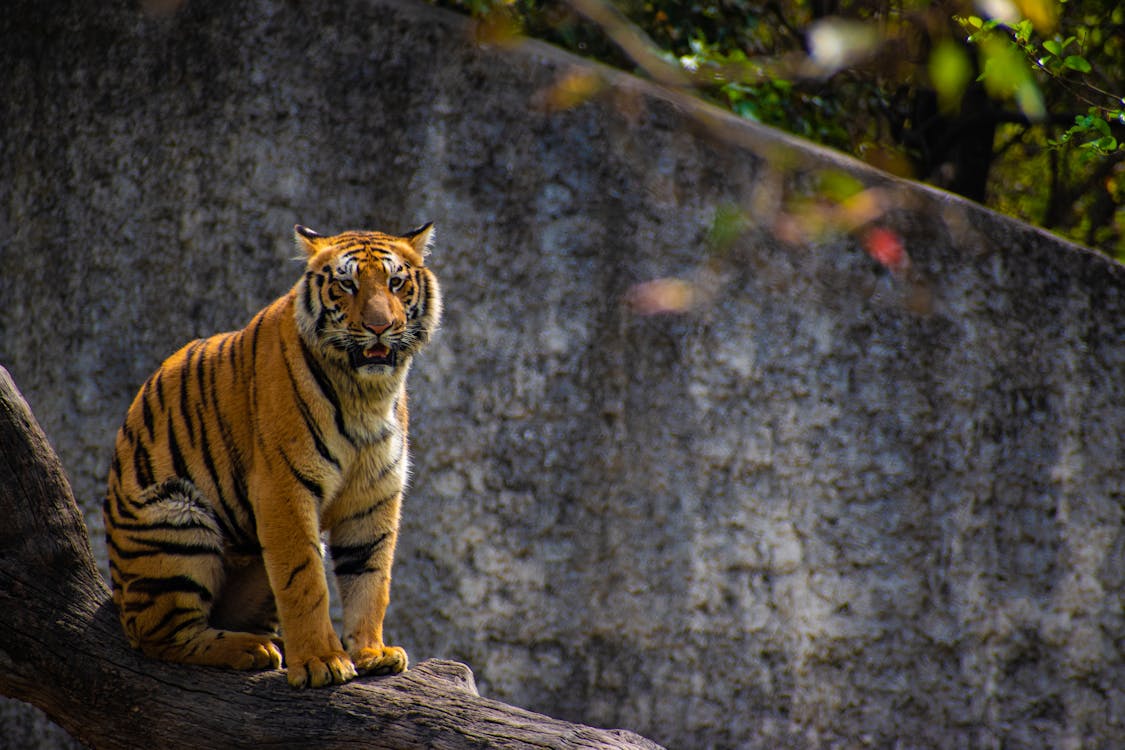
xmin=2 ymin=1 xmax=1124 ymax=748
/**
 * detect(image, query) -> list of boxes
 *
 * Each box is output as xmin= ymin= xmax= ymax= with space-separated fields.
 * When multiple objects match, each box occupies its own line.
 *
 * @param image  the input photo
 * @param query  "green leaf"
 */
xmin=930 ymin=40 xmax=973 ymax=113
xmin=1043 ymin=39 xmax=1063 ymax=56
xmin=1063 ymin=55 xmax=1092 ymax=73
xmin=707 ymin=204 xmax=751 ymax=252
xmin=817 ymin=170 xmax=865 ymax=202
xmin=1015 ymin=83 xmax=1047 ymax=123
xmin=979 ymin=36 xmax=1046 ymax=122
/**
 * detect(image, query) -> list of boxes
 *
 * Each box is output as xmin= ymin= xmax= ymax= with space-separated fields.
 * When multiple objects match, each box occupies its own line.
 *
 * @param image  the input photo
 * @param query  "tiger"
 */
xmin=103 ymin=223 xmax=441 ymax=688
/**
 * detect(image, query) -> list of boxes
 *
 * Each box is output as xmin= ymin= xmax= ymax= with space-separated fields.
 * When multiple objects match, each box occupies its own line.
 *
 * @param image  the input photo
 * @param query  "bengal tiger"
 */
xmin=103 ymin=223 xmax=441 ymax=688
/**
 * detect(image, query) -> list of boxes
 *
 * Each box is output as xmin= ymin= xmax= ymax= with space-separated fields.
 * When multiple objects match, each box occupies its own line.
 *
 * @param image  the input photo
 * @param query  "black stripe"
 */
xmin=194 ymin=343 xmax=209 ymax=408
xmin=113 ymin=545 xmax=206 ymax=561
xmin=163 ymin=613 xmax=208 ymax=641
xmin=283 ymin=449 xmax=323 ymax=501
xmin=180 ymin=640 xmax=204 ymax=659
xmin=122 ymin=598 xmax=156 ymax=614
xmin=313 ymin=274 xmax=333 ymax=336
xmin=154 ymin=369 xmax=167 ymax=411
xmin=369 ymin=421 xmax=396 ymax=446
xmin=331 ymin=534 xmax=388 ymax=577
xmin=129 ymin=539 xmax=220 ymax=557
xmin=248 ymin=315 xmax=264 ymax=416
xmin=284 ymin=560 xmax=311 ymax=590
xmin=127 ymin=575 xmax=214 ymax=602
xmin=194 ymin=407 xmax=223 ymax=498
xmin=167 ymin=418 xmax=190 ymax=480
xmin=249 ymin=314 xmax=264 ymax=365
xmin=303 ymin=590 xmax=327 ymax=618
xmin=411 ymin=272 xmax=427 ymax=320
xmin=137 ymin=477 xmax=194 ymax=506
xmin=227 ymin=331 xmax=239 ymax=371
xmin=341 ymin=247 xmax=368 ymax=263
xmin=297 ymin=334 xmax=352 ymax=443
xmin=336 ymin=490 xmax=398 ymax=527
xmin=113 ymin=536 xmax=221 ymax=559
xmin=195 ymin=409 xmax=241 ymax=543
xmin=157 ymin=611 xmax=208 ymax=638
xmin=373 ymin=443 xmax=403 ymax=480
xmin=301 ymin=271 xmax=317 ymax=322
xmin=132 ymin=436 xmax=154 ymax=489
xmin=105 ymin=534 xmax=129 ymax=558
xmin=110 ymin=516 xmax=213 ymax=532
xmin=228 ymin=457 xmax=257 ymax=549
xmin=108 ymin=487 xmax=137 ymax=521
xmin=119 ymin=477 xmax=204 ymax=517
xmin=105 ymin=488 xmax=131 ymax=523
xmin=207 ymin=388 xmax=241 ymax=474
xmin=179 ymin=343 xmax=201 ymax=448
xmin=141 ymin=380 xmax=157 ymax=438
xmin=281 ymin=339 xmax=341 ymax=470
xmin=203 ymin=408 xmax=256 ymax=553
xmin=149 ymin=606 xmax=201 ymax=636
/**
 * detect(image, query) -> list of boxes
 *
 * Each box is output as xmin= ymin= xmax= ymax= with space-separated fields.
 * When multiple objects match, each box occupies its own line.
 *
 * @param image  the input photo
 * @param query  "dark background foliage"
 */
xmin=439 ymin=0 xmax=1125 ymax=259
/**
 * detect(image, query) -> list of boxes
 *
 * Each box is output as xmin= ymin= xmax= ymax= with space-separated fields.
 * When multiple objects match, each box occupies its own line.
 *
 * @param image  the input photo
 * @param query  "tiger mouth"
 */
xmin=348 ymin=343 xmax=398 ymax=369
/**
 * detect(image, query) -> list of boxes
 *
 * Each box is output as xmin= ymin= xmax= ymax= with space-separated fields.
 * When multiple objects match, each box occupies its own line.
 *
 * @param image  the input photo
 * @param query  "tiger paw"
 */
xmin=352 ymin=645 xmax=408 ymax=676
xmin=147 ymin=629 xmax=282 ymax=671
xmin=285 ymin=651 xmax=357 ymax=688
xmin=231 ymin=635 xmax=284 ymax=671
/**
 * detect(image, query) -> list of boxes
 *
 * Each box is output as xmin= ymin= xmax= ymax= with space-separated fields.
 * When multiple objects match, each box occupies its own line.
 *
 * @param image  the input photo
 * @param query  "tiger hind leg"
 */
xmin=112 ymin=478 xmax=281 ymax=671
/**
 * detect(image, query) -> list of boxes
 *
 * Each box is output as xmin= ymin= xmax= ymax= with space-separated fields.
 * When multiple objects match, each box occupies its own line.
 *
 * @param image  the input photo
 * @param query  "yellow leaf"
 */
xmin=1014 ymin=0 xmax=1059 ymax=33
xmin=539 ymin=69 xmax=604 ymax=112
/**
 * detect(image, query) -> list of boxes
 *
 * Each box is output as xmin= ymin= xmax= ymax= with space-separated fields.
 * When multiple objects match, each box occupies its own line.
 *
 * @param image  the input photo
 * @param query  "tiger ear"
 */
xmin=402 ymin=222 xmax=435 ymax=257
xmin=294 ymin=225 xmax=325 ymax=256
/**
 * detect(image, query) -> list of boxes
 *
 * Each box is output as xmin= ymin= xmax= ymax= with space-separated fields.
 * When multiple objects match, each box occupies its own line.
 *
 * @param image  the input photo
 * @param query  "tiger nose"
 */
xmin=364 ymin=320 xmax=392 ymax=335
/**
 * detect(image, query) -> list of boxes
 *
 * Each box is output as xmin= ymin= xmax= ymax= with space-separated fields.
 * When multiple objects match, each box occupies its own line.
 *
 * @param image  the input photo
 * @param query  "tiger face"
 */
xmin=294 ymin=224 xmax=441 ymax=375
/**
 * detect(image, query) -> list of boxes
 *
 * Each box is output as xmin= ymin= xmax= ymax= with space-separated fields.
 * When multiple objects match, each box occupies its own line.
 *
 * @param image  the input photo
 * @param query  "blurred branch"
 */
xmin=561 ymin=0 xmax=693 ymax=91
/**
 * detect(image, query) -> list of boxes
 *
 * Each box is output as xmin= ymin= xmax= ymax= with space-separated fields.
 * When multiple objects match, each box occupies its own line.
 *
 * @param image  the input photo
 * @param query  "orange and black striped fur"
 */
xmin=104 ymin=224 xmax=441 ymax=688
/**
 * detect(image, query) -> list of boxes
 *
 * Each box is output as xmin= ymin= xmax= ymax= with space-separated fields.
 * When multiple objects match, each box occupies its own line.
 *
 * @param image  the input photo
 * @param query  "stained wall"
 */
xmin=2 ymin=1 xmax=1124 ymax=747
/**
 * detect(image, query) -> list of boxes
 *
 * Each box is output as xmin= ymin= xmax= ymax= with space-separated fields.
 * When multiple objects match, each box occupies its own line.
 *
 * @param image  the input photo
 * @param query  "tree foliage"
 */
xmin=437 ymin=0 xmax=1125 ymax=260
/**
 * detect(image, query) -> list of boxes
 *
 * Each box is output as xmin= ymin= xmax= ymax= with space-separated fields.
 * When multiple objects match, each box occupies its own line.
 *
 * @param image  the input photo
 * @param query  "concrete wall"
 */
xmin=2 ymin=1 xmax=1124 ymax=747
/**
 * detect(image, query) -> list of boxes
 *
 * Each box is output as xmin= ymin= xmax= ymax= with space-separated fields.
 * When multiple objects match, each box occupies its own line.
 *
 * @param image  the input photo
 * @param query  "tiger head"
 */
xmin=293 ymin=224 xmax=441 ymax=376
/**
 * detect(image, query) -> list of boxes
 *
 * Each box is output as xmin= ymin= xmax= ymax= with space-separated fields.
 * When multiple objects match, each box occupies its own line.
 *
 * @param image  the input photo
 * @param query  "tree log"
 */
xmin=0 ymin=366 xmax=664 ymax=750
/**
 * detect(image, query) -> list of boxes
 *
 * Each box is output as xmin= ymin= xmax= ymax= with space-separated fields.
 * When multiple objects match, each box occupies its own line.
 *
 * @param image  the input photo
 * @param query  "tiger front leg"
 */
xmin=255 ymin=487 xmax=357 ymax=688
xmin=331 ymin=501 xmax=408 ymax=676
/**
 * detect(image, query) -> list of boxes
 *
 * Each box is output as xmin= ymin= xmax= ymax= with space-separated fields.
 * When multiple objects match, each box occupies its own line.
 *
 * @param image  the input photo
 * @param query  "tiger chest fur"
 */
xmin=103 ymin=223 xmax=441 ymax=688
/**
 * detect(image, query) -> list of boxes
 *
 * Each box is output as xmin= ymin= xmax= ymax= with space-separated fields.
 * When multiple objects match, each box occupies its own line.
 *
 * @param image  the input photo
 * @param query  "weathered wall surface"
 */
xmin=2 ymin=1 xmax=1124 ymax=748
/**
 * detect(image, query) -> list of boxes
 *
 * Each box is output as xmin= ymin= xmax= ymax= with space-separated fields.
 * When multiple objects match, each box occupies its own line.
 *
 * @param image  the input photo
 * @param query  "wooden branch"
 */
xmin=0 ymin=366 xmax=664 ymax=750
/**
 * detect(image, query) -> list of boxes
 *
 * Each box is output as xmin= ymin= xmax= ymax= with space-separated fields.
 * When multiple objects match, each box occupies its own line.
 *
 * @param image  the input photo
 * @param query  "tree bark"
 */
xmin=0 ymin=366 xmax=664 ymax=750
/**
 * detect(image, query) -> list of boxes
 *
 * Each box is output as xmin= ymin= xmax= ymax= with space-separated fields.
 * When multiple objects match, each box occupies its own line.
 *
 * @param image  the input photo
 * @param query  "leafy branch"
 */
xmin=958 ymin=13 xmax=1124 ymax=157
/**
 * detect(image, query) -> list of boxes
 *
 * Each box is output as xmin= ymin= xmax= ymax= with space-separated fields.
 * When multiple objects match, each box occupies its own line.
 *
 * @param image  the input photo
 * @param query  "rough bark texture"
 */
xmin=0 ymin=366 xmax=663 ymax=750
xmin=2 ymin=0 xmax=1124 ymax=748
